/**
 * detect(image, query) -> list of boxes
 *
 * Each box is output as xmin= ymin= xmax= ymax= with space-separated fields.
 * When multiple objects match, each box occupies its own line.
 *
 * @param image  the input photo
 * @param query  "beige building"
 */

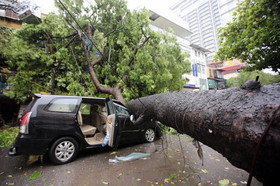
xmin=0 ymin=9 xmax=22 ymax=29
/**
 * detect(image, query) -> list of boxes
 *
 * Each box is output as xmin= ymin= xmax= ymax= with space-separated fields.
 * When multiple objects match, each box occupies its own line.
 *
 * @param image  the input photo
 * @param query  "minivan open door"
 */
xmin=105 ymin=97 xmax=121 ymax=149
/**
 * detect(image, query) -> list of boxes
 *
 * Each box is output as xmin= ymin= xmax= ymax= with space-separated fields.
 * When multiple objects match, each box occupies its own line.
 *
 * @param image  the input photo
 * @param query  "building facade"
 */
xmin=141 ymin=4 xmax=209 ymax=90
xmin=182 ymin=43 xmax=209 ymax=90
xmin=171 ymin=0 xmax=240 ymax=62
xmin=0 ymin=9 xmax=22 ymax=29
xmin=208 ymin=59 xmax=246 ymax=75
xmin=0 ymin=0 xmax=41 ymax=28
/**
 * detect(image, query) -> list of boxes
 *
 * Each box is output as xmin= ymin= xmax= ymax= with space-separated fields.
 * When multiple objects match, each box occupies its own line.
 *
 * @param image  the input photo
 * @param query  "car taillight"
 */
xmin=20 ymin=112 xmax=31 ymax=134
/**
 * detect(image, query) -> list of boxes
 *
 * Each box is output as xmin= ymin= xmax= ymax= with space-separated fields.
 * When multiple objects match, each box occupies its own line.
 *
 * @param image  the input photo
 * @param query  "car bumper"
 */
xmin=9 ymin=134 xmax=50 ymax=156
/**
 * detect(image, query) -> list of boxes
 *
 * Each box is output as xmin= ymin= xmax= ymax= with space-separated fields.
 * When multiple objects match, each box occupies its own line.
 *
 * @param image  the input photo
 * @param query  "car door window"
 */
xmin=115 ymin=104 xmax=130 ymax=115
xmin=106 ymin=101 xmax=116 ymax=115
xmin=46 ymin=98 xmax=79 ymax=113
xmin=114 ymin=104 xmax=137 ymax=132
xmin=80 ymin=103 xmax=91 ymax=114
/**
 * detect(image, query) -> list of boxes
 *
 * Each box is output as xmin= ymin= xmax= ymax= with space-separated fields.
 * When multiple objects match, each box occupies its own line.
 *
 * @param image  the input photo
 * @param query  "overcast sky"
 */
xmin=33 ymin=0 xmax=178 ymax=14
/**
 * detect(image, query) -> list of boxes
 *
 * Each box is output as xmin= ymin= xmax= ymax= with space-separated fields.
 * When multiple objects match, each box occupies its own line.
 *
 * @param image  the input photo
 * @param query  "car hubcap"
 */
xmin=55 ymin=141 xmax=75 ymax=162
xmin=145 ymin=129 xmax=155 ymax=142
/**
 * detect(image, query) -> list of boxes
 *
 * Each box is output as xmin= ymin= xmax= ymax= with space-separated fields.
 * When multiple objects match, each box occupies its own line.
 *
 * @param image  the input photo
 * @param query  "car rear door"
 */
xmin=105 ymin=97 xmax=121 ymax=149
xmin=35 ymin=97 xmax=82 ymax=138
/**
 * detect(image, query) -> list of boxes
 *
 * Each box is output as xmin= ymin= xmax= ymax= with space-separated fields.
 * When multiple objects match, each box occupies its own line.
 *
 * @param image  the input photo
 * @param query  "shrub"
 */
xmin=0 ymin=126 xmax=19 ymax=148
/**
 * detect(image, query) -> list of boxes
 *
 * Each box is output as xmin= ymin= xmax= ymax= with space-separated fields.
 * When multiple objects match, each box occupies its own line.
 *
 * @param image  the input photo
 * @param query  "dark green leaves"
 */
xmin=2 ymin=0 xmax=191 ymax=102
xmin=216 ymin=0 xmax=280 ymax=73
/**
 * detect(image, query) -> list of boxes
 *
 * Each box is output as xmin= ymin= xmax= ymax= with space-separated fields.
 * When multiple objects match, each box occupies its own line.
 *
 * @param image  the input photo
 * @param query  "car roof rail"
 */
xmin=33 ymin=93 xmax=42 ymax=98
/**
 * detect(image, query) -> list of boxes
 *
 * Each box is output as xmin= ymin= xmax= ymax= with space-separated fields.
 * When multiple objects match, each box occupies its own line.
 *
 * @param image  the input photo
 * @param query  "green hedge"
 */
xmin=0 ymin=126 xmax=19 ymax=148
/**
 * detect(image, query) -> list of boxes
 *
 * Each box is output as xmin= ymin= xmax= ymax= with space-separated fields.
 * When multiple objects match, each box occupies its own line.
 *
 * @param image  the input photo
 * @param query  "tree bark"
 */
xmin=78 ymin=30 xmax=125 ymax=104
xmin=127 ymin=81 xmax=280 ymax=184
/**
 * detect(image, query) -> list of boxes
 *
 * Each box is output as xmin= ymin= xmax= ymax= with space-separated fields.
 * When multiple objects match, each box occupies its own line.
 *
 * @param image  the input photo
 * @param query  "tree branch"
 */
xmin=128 ymin=35 xmax=150 ymax=66
xmin=79 ymin=30 xmax=125 ymax=104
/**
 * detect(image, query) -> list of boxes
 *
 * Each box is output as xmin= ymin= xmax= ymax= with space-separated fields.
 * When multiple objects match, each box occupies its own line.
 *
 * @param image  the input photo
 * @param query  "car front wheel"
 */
xmin=49 ymin=137 xmax=78 ymax=165
xmin=143 ymin=128 xmax=156 ymax=143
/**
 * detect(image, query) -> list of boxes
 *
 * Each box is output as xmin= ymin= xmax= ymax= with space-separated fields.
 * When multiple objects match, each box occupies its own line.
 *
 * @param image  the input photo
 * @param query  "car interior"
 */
xmin=77 ymin=100 xmax=116 ymax=146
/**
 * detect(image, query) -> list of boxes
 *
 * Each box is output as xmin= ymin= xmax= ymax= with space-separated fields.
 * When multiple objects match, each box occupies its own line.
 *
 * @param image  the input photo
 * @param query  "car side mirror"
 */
xmin=130 ymin=115 xmax=135 ymax=122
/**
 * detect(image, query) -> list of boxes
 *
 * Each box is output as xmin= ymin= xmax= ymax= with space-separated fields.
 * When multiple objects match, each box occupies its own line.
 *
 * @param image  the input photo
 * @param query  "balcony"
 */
xmin=208 ymin=68 xmax=224 ymax=79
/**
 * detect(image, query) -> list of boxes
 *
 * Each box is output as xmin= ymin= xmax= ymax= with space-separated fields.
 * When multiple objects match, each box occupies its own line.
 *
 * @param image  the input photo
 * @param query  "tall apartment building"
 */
xmin=171 ymin=0 xmax=240 ymax=62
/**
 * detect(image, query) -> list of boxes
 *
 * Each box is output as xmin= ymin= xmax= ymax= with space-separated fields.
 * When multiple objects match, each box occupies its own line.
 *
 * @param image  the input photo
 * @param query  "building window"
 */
xmin=197 ymin=64 xmax=201 ymax=73
xmin=192 ymin=64 xmax=198 ymax=77
xmin=199 ymin=78 xmax=208 ymax=90
xmin=215 ymin=70 xmax=224 ymax=79
xmin=233 ymin=59 xmax=239 ymax=64
xmin=201 ymin=65 xmax=205 ymax=74
xmin=149 ymin=13 xmax=160 ymax=21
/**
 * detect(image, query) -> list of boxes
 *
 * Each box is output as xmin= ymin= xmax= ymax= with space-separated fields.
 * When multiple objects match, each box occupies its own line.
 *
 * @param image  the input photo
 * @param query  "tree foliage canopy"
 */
xmin=0 ymin=0 xmax=190 ymax=102
xmin=216 ymin=0 xmax=280 ymax=73
xmin=227 ymin=70 xmax=280 ymax=88
xmin=1 ymin=14 xmax=84 ymax=102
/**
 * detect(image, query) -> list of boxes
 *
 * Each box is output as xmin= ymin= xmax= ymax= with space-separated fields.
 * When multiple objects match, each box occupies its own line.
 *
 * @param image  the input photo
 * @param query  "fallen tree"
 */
xmin=127 ymin=80 xmax=280 ymax=185
xmin=54 ymin=1 xmax=279 ymax=184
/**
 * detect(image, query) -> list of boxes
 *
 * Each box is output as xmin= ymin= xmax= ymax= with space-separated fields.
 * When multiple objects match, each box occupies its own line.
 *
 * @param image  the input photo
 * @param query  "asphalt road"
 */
xmin=0 ymin=134 xmax=262 ymax=186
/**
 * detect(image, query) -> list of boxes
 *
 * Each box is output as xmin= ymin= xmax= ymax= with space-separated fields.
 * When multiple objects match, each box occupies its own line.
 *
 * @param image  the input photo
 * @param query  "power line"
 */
xmin=70 ymin=45 xmax=90 ymax=91
xmin=55 ymin=0 xmax=151 ymax=101
xmin=57 ymin=0 xmax=104 ymax=58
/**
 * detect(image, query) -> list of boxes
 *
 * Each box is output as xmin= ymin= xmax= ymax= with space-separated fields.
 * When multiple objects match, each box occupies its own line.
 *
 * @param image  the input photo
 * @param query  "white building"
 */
xmin=129 ymin=2 xmax=209 ymax=90
xmin=183 ymin=43 xmax=209 ymax=90
xmin=171 ymin=0 xmax=240 ymax=62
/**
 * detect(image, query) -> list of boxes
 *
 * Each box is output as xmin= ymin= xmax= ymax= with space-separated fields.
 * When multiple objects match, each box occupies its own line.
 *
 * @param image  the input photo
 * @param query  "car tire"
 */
xmin=143 ymin=128 xmax=156 ymax=143
xmin=49 ymin=137 xmax=78 ymax=165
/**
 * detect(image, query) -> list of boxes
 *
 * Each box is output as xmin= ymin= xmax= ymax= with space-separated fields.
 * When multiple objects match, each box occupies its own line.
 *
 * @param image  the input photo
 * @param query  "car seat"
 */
xmin=77 ymin=111 xmax=97 ymax=136
xmin=91 ymin=105 xmax=107 ymax=133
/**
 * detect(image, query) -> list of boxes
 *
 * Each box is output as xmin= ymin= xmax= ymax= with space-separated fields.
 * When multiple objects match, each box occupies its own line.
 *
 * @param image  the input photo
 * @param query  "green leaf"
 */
xmin=0 ymin=127 xmax=19 ymax=148
xmin=1 ymin=0 xmax=191 ymax=103
xmin=218 ymin=179 xmax=230 ymax=186
xmin=167 ymin=173 xmax=178 ymax=179
xmin=29 ymin=172 xmax=41 ymax=180
xmin=215 ymin=0 xmax=280 ymax=72
xmin=227 ymin=70 xmax=280 ymax=88
xmin=201 ymin=169 xmax=208 ymax=174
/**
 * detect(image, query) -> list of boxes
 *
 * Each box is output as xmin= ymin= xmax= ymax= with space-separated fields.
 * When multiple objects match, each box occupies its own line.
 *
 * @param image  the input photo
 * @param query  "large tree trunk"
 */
xmin=127 ymin=81 xmax=280 ymax=184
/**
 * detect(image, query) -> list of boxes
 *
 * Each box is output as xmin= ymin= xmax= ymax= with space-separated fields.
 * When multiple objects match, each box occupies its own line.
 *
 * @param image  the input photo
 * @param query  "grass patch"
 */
xmin=0 ymin=126 xmax=19 ymax=147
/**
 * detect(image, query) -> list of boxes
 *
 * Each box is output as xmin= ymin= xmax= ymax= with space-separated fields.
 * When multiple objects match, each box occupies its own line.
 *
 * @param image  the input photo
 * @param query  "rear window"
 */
xmin=46 ymin=98 xmax=79 ymax=113
xmin=18 ymin=98 xmax=38 ymax=119
xmin=25 ymin=98 xmax=37 ymax=112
